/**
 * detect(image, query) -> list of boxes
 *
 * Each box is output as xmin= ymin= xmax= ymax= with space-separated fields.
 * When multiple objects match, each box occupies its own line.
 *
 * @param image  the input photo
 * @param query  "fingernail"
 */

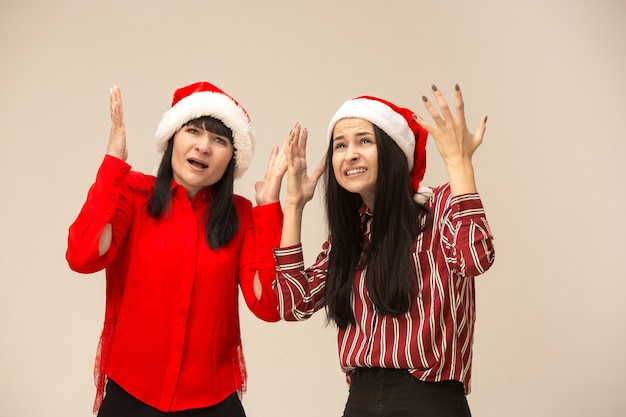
xmin=431 ymin=84 xmax=437 ymax=92
xmin=484 ymin=115 xmax=488 ymax=123
xmin=422 ymin=96 xmax=428 ymax=102
xmin=412 ymin=113 xmax=418 ymax=120
xmin=455 ymin=84 xmax=460 ymax=91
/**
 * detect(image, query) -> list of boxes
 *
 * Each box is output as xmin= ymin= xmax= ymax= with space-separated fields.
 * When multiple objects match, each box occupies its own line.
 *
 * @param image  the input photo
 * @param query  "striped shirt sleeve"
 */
xmin=438 ymin=190 xmax=495 ymax=277
xmin=273 ymin=241 xmax=331 ymax=321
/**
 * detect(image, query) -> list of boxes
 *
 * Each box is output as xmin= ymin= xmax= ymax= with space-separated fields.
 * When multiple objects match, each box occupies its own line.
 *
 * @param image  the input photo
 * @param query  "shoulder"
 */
xmin=125 ymin=170 xmax=156 ymax=192
xmin=232 ymin=194 xmax=253 ymax=211
xmin=422 ymin=183 xmax=451 ymax=207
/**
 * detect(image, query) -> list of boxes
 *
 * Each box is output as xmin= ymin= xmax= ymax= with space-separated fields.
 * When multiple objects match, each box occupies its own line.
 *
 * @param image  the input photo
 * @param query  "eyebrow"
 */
xmin=333 ymin=131 xmax=375 ymax=141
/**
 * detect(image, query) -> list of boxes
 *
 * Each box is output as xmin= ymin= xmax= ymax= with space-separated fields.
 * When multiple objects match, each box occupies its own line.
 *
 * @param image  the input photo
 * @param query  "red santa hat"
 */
xmin=327 ymin=96 xmax=431 ymax=203
xmin=155 ymin=81 xmax=254 ymax=179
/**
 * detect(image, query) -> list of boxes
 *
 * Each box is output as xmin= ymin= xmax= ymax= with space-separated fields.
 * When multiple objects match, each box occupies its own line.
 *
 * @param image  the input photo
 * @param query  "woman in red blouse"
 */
xmin=274 ymin=85 xmax=495 ymax=416
xmin=67 ymin=81 xmax=285 ymax=416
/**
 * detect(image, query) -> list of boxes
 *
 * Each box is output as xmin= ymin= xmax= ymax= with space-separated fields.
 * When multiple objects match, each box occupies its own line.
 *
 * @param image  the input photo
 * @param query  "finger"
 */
xmin=430 ymin=84 xmax=454 ymax=124
xmin=453 ymin=84 xmax=467 ymax=127
xmin=474 ymin=115 xmax=488 ymax=141
xmin=299 ymin=128 xmax=308 ymax=152
xmin=413 ymin=113 xmax=434 ymax=134
xmin=421 ymin=94 xmax=445 ymax=129
xmin=285 ymin=135 xmax=296 ymax=167
xmin=110 ymin=86 xmax=124 ymax=128
xmin=292 ymin=123 xmax=302 ymax=146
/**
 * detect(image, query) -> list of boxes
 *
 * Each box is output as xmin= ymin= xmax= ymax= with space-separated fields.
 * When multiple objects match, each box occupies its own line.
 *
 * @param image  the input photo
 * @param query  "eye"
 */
xmin=186 ymin=127 xmax=199 ymax=134
xmin=213 ymin=137 xmax=226 ymax=145
xmin=333 ymin=140 xmax=346 ymax=150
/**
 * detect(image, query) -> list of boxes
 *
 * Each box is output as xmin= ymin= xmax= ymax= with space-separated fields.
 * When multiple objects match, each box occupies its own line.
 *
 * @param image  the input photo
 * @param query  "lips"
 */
xmin=188 ymin=158 xmax=208 ymax=169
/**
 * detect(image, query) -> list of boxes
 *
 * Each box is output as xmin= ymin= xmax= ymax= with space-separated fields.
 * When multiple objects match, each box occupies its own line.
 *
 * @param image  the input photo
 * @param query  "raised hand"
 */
xmin=279 ymin=123 xmax=325 ymax=247
xmin=414 ymin=84 xmax=488 ymax=195
xmin=254 ymin=143 xmax=288 ymax=205
xmin=284 ymin=123 xmax=325 ymax=210
xmin=107 ymin=85 xmax=128 ymax=161
xmin=415 ymin=84 xmax=487 ymax=166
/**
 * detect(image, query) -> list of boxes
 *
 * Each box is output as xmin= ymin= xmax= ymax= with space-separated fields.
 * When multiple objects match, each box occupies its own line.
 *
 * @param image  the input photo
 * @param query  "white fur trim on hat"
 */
xmin=327 ymin=98 xmax=415 ymax=169
xmin=154 ymin=91 xmax=255 ymax=179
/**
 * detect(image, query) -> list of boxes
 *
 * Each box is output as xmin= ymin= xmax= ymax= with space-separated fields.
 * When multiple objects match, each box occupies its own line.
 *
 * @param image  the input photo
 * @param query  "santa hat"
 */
xmin=327 ymin=96 xmax=432 ymax=203
xmin=155 ymin=81 xmax=254 ymax=179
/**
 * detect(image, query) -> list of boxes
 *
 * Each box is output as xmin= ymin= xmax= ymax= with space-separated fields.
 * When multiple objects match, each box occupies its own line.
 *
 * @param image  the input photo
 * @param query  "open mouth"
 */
xmin=188 ymin=158 xmax=208 ymax=169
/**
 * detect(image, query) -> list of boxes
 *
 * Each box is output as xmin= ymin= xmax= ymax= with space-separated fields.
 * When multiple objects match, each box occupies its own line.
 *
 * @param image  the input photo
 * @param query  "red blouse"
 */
xmin=66 ymin=155 xmax=281 ymax=412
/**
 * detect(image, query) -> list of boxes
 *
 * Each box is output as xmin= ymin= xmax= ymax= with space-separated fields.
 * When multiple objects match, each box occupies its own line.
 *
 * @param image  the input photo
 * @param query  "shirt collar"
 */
xmin=358 ymin=203 xmax=373 ymax=217
xmin=170 ymin=181 xmax=215 ymax=203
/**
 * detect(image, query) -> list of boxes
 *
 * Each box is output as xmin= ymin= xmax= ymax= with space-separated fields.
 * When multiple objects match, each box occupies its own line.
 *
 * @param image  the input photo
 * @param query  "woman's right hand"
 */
xmin=284 ymin=123 xmax=325 ymax=211
xmin=107 ymin=85 xmax=128 ymax=161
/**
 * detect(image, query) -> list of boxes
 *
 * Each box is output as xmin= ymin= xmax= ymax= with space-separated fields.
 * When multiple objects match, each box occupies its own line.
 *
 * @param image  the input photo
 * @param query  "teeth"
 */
xmin=346 ymin=168 xmax=366 ymax=176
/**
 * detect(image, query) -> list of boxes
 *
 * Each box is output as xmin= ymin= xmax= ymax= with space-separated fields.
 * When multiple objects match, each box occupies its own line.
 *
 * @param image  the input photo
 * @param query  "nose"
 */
xmin=194 ymin=134 xmax=212 ymax=154
xmin=345 ymin=144 xmax=359 ymax=161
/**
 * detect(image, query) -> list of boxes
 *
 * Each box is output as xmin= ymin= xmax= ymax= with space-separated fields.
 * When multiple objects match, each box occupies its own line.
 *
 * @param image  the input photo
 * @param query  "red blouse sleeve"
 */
xmin=236 ymin=201 xmax=283 ymax=322
xmin=66 ymin=155 xmax=133 ymax=274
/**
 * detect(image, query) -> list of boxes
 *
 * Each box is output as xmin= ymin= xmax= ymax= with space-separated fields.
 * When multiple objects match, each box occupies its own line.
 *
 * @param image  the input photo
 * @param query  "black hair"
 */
xmin=324 ymin=124 xmax=431 ymax=328
xmin=146 ymin=116 xmax=239 ymax=250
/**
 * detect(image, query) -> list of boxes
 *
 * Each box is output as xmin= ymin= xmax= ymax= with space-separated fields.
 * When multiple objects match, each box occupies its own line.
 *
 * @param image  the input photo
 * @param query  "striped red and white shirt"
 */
xmin=273 ymin=184 xmax=495 ymax=394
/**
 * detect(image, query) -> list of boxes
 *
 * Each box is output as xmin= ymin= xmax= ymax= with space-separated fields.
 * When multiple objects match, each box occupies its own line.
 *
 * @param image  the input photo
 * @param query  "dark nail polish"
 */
xmin=484 ymin=115 xmax=488 ymax=123
xmin=412 ymin=113 xmax=418 ymax=120
xmin=455 ymin=84 xmax=460 ymax=91
xmin=422 ymin=96 xmax=428 ymax=102
xmin=431 ymin=84 xmax=437 ymax=92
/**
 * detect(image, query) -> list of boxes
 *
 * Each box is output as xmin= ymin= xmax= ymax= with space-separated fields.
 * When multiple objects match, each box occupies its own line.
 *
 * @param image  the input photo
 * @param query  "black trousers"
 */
xmin=97 ymin=379 xmax=246 ymax=417
xmin=342 ymin=368 xmax=472 ymax=417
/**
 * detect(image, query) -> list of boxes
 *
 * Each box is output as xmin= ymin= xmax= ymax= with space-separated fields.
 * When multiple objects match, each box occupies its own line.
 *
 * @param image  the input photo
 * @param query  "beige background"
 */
xmin=1 ymin=0 xmax=625 ymax=415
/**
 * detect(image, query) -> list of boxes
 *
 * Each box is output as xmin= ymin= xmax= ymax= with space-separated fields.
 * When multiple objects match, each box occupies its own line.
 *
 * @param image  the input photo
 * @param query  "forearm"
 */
xmin=280 ymin=203 xmax=305 ymax=247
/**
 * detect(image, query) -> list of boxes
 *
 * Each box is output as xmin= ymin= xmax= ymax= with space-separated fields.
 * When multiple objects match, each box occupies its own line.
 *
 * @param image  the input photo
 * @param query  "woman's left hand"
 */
xmin=415 ymin=84 xmax=488 ymax=196
xmin=254 ymin=143 xmax=288 ymax=205
xmin=415 ymin=84 xmax=487 ymax=167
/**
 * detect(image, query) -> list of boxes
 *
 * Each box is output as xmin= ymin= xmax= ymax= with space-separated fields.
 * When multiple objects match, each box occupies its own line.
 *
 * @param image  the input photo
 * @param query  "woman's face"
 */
xmin=331 ymin=118 xmax=378 ymax=209
xmin=171 ymin=123 xmax=234 ymax=199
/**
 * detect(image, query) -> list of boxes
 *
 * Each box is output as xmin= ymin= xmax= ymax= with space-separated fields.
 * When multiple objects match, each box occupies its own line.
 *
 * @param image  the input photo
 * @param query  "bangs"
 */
xmin=184 ymin=116 xmax=234 ymax=144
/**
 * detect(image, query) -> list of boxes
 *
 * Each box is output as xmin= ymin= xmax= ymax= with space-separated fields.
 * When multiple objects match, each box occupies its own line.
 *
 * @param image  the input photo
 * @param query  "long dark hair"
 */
xmin=324 ymin=124 xmax=431 ymax=328
xmin=146 ymin=116 xmax=239 ymax=250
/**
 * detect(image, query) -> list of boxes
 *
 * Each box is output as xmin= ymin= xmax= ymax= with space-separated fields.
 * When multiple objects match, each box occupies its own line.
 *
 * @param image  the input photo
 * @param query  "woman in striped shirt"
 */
xmin=274 ymin=84 xmax=495 ymax=416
